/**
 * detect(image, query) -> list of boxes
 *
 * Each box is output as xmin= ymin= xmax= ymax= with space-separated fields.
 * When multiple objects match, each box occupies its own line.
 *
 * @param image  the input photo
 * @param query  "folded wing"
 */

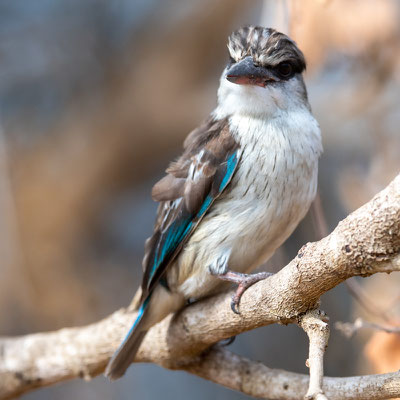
xmin=141 ymin=117 xmax=241 ymax=300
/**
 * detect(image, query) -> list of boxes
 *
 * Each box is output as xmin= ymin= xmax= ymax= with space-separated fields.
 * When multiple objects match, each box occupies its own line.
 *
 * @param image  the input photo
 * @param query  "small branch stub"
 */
xmin=299 ymin=310 xmax=330 ymax=400
xmin=335 ymin=318 xmax=400 ymax=338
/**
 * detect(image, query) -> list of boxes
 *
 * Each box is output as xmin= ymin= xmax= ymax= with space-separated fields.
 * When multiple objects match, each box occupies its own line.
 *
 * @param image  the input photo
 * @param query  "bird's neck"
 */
xmin=212 ymin=77 xmax=322 ymax=156
xmin=224 ymin=106 xmax=322 ymax=161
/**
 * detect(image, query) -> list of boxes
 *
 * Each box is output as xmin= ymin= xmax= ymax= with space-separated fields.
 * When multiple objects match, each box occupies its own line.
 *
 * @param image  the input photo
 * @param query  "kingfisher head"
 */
xmin=215 ymin=26 xmax=309 ymax=118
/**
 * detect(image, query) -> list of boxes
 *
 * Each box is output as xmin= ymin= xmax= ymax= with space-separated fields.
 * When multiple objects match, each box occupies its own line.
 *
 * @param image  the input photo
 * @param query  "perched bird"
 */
xmin=105 ymin=26 xmax=322 ymax=380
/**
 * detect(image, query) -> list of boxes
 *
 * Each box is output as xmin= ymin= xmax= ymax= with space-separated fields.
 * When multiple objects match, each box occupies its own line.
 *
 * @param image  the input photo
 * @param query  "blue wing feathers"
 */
xmin=219 ymin=152 xmax=238 ymax=190
xmin=147 ymin=150 xmax=239 ymax=287
xmin=196 ymin=195 xmax=212 ymax=217
xmin=121 ymin=295 xmax=150 ymax=346
xmin=150 ymin=218 xmax=193 ymax=282
xmin=105 ymin=295 xmax=151 ymax=380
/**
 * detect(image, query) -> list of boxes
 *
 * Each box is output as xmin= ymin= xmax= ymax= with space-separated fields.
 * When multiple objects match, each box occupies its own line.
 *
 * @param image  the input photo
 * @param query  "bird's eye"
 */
xmin=276 ymin=62 xmax=294 ymax=79
xmin=228 ymin=56 xmax=236 ymax=65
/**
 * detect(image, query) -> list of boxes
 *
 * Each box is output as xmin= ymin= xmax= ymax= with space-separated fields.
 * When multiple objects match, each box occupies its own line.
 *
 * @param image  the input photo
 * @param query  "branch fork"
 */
xmin=0 ymin=173 xmax=399 ymax=399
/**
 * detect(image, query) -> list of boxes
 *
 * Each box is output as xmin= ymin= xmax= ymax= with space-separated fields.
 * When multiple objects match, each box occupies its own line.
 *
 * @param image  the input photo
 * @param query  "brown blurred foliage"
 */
xmin=365 ymin=328 xmax=400 ymax=400
xmin=365 ymin=332 xmax=399 ymax=400
xmin=0 ymin=1 xmax=399 ymax=398
xmin=291 ymin=0 xmax=399 ymax=71
xmin=365 ymin=329 xmax=400 ymax=374
xmin=1 ymin=0 xmax=252 ymax=331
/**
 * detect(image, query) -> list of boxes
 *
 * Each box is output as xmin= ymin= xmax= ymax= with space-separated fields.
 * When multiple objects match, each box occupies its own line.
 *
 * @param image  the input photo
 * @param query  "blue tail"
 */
xmin=105 ymin=296 xmax=150 ymax=380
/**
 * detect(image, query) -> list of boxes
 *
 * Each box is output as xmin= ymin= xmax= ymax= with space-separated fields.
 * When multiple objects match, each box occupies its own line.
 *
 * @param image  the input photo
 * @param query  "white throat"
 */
xmin=212 ymin=72 xmax=322 ymax=170
xmin=213 ymin=71 xmax=310 ymax=120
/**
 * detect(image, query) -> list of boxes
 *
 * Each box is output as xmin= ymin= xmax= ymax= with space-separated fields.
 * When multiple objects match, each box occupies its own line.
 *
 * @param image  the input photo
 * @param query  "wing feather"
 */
xmin=151 ymin=175 xmax=185 ymax=202
xmin=140 ymin=117 xmax=240 ymax=301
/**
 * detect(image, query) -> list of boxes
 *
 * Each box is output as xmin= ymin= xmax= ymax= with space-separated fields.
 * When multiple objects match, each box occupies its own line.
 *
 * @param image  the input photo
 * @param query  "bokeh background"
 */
xmin=1 ymin=0 xmax=399 ymax=399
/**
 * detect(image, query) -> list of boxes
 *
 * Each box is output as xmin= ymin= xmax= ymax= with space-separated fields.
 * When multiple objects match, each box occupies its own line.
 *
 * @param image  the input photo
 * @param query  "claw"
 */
xmin=221 ymin=336 xmax=236 ymax=346
xmin=231 ymin=298 xmax=240 ymax=314
xmin=217 ymin=271 xmax=273 ymax=315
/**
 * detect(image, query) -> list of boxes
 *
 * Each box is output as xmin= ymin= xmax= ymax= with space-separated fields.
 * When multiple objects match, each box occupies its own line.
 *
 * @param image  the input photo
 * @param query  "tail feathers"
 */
xmin=105 ymin=300 xmax=149 ymax=380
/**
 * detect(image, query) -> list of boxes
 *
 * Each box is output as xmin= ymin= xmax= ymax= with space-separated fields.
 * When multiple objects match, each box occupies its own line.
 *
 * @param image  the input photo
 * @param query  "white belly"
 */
xmin=169 ymin=110 xmax=322 ymax=299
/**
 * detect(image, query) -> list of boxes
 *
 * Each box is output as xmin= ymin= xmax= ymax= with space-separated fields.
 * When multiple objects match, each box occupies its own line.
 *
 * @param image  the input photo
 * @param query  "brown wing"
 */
xmin=140 ymin=117 xmax=241 ymax=300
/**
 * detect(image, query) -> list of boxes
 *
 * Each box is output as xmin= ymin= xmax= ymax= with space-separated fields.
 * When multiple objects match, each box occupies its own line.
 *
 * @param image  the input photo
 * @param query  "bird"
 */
xmin=105 ymin=25 xmax=322 ymax=380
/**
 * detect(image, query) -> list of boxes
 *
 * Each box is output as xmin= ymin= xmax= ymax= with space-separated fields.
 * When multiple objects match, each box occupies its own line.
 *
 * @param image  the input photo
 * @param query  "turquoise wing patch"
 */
xmin=146 ymin=150 xmax=240 ymax=290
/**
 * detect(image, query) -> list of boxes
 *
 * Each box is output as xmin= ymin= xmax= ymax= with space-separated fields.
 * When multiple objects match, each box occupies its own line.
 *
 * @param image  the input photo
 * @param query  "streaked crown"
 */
xmin=227 ymin=26 xmax=306 ymax=72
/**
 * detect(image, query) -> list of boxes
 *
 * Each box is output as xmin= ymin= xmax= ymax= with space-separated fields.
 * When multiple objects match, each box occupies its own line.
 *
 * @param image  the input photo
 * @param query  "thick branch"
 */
xmin=0 ymin=174 xmax=399 ymax=399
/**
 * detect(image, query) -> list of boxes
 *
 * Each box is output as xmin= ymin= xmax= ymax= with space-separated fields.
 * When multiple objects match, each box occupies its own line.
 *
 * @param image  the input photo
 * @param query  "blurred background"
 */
xmin=0 ymin=0 xmax=399 ymax=399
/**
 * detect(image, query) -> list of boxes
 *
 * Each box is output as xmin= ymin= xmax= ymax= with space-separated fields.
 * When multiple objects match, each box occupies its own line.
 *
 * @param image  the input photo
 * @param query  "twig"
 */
xmin=335 ymin=317 xmax=400 ymax=338
xmin=299 ymin=310 xmax=330 ymax=400
xmin=345 ymin=278 xmax=393 ymax=323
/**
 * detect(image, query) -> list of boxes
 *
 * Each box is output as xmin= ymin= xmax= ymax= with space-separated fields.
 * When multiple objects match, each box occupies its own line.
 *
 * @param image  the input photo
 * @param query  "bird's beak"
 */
xmin=226 ymin=56 xmax=276 ymax=88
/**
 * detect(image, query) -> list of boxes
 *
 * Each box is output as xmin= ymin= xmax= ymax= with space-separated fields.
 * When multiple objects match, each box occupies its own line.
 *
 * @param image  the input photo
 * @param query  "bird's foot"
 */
xmin=220 ymin=336 xmax=236 ymax=346
xmin=230 ymin=272 xmax=273 ymax=314
xmin=216 ymin=271 xmax=273 ymax=314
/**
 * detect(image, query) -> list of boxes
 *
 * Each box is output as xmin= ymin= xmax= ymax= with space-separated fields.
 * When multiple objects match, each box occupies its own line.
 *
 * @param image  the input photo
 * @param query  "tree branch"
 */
xmin=0 ymin=173 xmax=399 ymax=400
xmin=299 ymin=310 xmax=330 ymax=400
xmin=186 ymin=347 xmax=400 ymax=400
xmin=335 ymin=317 xmax=400 ymax=338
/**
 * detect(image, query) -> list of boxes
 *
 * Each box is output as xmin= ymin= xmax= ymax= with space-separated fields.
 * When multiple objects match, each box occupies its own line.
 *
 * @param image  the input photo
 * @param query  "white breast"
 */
xmin=225 ymin=109 xmax=322 ymax=269
xmin=172 ymin=106 xmax=322 ymax=299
